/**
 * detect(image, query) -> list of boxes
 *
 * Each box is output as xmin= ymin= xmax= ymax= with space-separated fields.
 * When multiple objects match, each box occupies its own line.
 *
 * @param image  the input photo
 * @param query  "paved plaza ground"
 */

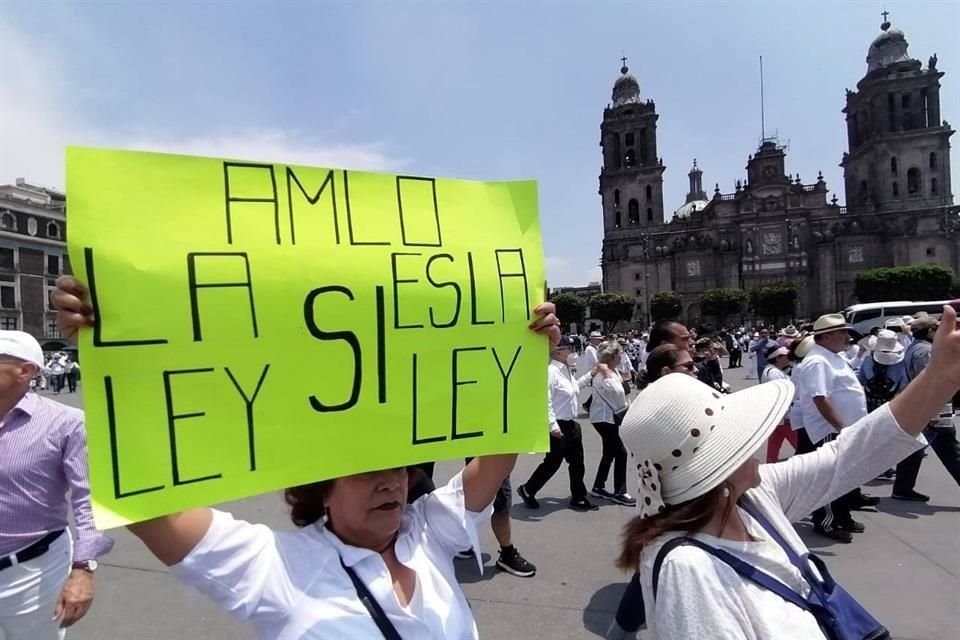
xmin=49 ymin=364 xmax=960 ymax=640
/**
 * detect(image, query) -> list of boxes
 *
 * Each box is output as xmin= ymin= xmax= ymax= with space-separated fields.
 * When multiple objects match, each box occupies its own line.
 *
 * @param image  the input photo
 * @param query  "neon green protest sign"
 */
xmin=66 ymin=147 xmax=547 ymax=528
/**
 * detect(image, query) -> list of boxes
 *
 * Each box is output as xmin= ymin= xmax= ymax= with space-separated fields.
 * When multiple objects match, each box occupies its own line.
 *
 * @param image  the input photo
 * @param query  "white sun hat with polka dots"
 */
xmin=620 ymin=373 xmax=794 ymax=518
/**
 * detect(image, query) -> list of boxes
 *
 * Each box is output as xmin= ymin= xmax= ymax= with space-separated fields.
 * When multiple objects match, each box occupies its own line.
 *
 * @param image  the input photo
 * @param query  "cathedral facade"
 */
xmin=600 ymin=18 xmax=958 ymax=325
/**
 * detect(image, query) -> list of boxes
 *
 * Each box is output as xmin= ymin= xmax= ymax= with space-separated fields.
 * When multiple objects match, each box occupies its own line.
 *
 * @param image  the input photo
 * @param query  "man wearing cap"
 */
xmin=519 ymin=336 xmax=597 ymax=512
xmin=792 ymin=314 xmax=878 ymax=542
xmin=891 ymin=314 xmax=960 ymax=501
xmin=0 ymin=331 xmax=112 ymax=639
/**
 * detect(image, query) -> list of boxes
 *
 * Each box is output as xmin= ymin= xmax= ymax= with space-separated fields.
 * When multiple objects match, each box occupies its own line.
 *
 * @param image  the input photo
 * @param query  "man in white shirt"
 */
xmin=792 ymin=313 xmax=879 ymax=543
xmin=519 ymin=336 xmax=597 ymax=511
xmin=578 ymin=331 xmax=603 ymax=409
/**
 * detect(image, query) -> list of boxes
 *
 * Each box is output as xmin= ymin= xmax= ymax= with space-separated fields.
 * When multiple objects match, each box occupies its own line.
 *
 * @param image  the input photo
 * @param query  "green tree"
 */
xmin=748 ymin=283 xmax=799 ymax=325
xmin=698 ymin=288 xmax=747 ymax=324
xmin=549 ymin=293 xmax=586 ymax=332
xmin=854 ymin=265 xmax=956 ymax=303
xmin=589 ymin=292 xmax=635 ymax=332
xmin=650 ymin=291 xmax=682 ymax=322
xmin=952 ymin=275 xmax=960 ymax=298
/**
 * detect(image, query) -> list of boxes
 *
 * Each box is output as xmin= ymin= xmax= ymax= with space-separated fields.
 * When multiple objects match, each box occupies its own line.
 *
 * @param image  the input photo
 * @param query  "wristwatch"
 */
xmin=72 ymin=559 xmax=98 ymax=573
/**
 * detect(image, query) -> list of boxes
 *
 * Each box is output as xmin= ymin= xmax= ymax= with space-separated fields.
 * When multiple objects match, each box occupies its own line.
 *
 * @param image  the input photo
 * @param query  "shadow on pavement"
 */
xmin=879 ymin=499 xmax=960 ymax=519
xmin=453 ymin=553 xmax=497 ymax=584
xmin=511 ymin=496 xmax=619 ymax=522
xmin=794 ymin=521 xmax=839 ymax=555
xmin=583 ymin=582 xmax=627 ymax=637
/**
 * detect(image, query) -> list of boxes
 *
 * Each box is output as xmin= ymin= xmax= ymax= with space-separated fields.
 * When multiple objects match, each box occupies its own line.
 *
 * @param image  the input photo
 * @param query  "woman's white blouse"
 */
xmin=639 ymin=404 xmax=924 ymax=640
xmin=171 ymin=471 xmax=491 ymax=640
xmin=589 ymin=374 xmax=627 ymax=423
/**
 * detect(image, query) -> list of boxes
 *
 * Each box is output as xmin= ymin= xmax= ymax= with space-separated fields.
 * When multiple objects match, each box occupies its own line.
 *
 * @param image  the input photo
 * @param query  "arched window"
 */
xmin=0 ymin=212 xmax=14 ymax=231
xmin=628 ymin=199 xmax=640 ymax=225
xmin=625 ymin=133 xmax=635 ymax=147
xmin=613 ymin=189 xmax=620 ymax=206
xmin=647 ymin=207 xmax=654 ymax=222
xmin=892 ymin=182 xmax=899 ymax=197
xmin=645 ymin=185 xmax=652 ymax=201
xmin=614 ymin=211 xmax=622 ymax=228
xmin=907 ymin=168 xmax=921 ymax=194
xmin=858 ymin=180 xmax=868 ymax=204
xmin=890 ymin=157 xmax=898 ymax=175
xmin=624 ymin=149 xmax=636 ymax=167
xmin=929 ymin=152 xmax=937 ymax=169
xmin=46 ymin=221 xmax=60 ymax=238
xmin=931 ymin=178 xmax=938 ymax=195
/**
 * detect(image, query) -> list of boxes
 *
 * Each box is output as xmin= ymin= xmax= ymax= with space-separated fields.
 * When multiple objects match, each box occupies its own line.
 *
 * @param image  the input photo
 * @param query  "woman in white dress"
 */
xmin=615 ymin=303 xmax=960 ymax=640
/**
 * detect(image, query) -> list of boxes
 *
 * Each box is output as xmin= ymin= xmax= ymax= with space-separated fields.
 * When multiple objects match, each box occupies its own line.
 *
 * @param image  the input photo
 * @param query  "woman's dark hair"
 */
xmin=639 ymin=344 xmax=688 ymax=389
xmin=617 ymin=482 xmax=736 ymax=571
xmin=646 ymin=320 xmax=682 ymax=353
xmin=786 ymin=338 xmax=804 ymax=363
xmin=284 ymin=480 xmax=334 ymax=527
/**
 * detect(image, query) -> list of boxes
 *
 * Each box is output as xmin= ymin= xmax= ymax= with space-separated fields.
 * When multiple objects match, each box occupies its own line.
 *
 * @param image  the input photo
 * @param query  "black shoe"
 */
xmin=814 ymin=525 xmax=853 ymax=543
xmin=591 ymin=487 xmax=615 ymax=500
xmin=570 ymin=497 xmax=599 ymax=511
xmin=850 ymin=494 xmax=881 ymax=510
xmin=455 ymin=549 xmax=475 ymax=559
xmin=836 ymin=518 xmax=865 ymax=533
xmin=610 ymin=492 xmax=637 ymax=507
xmin=891 ymin=489 xmax=930 ymax=502
xmin=496 ymin=546 xmax=536 ymax=577
xmin=517 ymin=484 xmax=539 ymax=509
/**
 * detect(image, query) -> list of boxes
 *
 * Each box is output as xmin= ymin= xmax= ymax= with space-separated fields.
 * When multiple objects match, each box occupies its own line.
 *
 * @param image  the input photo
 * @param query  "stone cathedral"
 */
xmin=599 ymin=17 xmax=958 ymax=325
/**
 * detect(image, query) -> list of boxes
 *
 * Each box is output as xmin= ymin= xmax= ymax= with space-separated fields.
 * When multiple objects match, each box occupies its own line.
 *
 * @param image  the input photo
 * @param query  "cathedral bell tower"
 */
xmin=841 ymin=13 xmax=954 ymax=211
xmin=599 ymin=59 xmax=666 ymax=231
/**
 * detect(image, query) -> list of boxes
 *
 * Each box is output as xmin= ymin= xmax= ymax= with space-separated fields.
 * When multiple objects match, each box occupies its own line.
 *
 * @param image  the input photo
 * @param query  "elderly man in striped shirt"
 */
xmin=0 ymin=331 xmax=112 ymax=639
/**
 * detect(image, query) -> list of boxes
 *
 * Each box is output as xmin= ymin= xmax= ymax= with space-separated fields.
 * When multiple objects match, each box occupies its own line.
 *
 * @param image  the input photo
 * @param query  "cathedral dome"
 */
xmin=866 ymin=20 xmax=913 ymax=72
xmin=674 ymin=200 xmax=709 ymax=220
xmin=612 ymin=65 xmax=641 ymax=106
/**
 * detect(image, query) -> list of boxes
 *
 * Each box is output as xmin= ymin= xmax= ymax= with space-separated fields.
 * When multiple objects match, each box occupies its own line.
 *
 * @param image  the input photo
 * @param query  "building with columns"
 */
xmin=600 ymin=17 xmax=958 ymax=326
xmin=0 ymin=179 xmax=71 ymax=349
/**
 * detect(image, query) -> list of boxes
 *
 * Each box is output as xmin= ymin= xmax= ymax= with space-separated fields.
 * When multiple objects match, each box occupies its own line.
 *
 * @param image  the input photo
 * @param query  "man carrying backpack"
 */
xmin=857 ymin=330 xmax=908 ymax=414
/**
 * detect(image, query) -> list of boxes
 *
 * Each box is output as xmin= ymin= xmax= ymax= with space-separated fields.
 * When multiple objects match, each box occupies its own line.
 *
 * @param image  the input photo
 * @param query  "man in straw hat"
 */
xmin=858 ymin=330 xmax=909 ymax=412
xmin=610 ymin=302 xmax=960 ymax=639
xmin=791 ymin=313 xmax=877 ymax=542
xmin=891 ymin=313 xmax=960 ymax=501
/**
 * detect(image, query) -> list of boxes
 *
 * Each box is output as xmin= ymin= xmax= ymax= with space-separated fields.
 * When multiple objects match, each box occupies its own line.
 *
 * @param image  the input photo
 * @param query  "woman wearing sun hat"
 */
xmin=614 ymin=303 xmax=960 ymax=640
xmin=761 ymin=344 xmax=798 ymax=463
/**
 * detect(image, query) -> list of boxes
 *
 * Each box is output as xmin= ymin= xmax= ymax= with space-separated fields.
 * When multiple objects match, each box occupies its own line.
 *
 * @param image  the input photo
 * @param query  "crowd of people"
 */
xmin=26 ymin=351 xmax=80 ymax=394
xmin=1 ymin=274 xmax=959 ymax=640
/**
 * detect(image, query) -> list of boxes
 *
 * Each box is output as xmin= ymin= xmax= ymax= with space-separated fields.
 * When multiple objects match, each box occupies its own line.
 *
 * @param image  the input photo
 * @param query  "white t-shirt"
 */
xmin=793 ymin=344 xmax=867 ymax=444
xmin=640 ymin=405 xmax=924 ymax=640
xmin=760 ymin=365 xmax=788 ymax=384
xmin=171 ymin=471 xmax=491 ymax=640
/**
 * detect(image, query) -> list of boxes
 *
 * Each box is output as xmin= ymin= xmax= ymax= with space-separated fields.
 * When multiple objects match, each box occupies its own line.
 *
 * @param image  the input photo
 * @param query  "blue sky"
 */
xmin=1 ymin=1 xmax=957 ymax=286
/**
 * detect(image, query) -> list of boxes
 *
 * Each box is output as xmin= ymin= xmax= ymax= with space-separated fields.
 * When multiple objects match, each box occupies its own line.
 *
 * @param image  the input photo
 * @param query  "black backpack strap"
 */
xmin=340 ymin=558 xmax=404 ymax=640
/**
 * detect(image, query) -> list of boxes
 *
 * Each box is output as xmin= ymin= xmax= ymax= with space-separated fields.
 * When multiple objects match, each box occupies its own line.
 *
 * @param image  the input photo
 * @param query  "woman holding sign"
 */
xmin=53 ymin=275 xmax=560 ymax=640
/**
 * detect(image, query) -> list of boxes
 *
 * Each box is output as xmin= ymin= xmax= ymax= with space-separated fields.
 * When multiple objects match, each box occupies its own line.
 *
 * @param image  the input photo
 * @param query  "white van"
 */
xmin=842 ymin=300 xmax=952 ymax=335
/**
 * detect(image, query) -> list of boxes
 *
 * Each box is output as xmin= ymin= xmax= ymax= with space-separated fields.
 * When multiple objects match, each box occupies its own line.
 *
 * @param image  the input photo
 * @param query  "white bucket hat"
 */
xmin=620 ymin=374 xmax=794 ymax=518
xmin=873 ymin=329 xmax=905 ymax=365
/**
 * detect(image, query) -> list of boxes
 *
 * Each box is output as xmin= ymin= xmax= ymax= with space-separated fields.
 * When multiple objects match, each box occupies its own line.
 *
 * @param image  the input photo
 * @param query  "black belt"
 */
xmin=0 ymin=530 xmax=65 ymax=571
